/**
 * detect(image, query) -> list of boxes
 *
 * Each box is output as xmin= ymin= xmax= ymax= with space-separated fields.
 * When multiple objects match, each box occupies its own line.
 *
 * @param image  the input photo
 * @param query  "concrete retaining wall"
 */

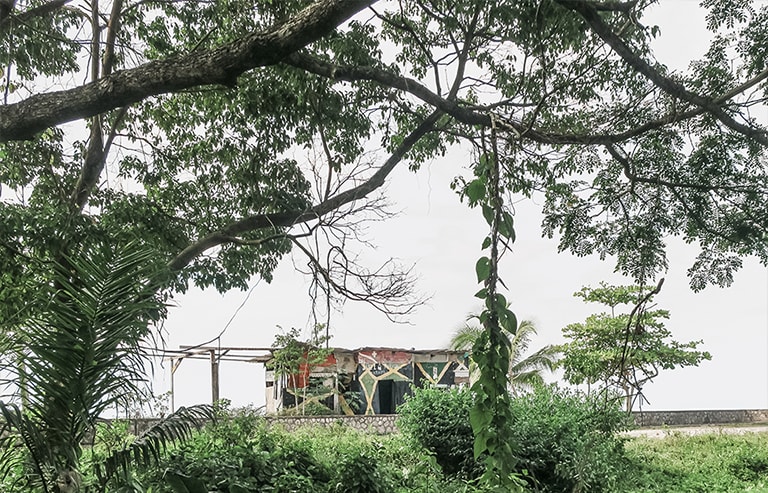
xmin=88 ymin=409 xmax=768 ymax=439
xmin=265 ymin=415 xmax=398 ymax=434
xmin=631 ymin=409 xmax=768 ymax=428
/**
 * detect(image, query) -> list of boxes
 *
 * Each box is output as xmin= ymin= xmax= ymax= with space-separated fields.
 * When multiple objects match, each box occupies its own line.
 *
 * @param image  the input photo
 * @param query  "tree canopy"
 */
xmin=2 ymin=0 xmax=767 ymax=303
xmin=558 ymin=283 xmax=711 ymax=411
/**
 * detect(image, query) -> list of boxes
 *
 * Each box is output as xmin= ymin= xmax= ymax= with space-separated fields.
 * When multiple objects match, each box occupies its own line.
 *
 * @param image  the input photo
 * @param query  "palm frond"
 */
xmin=510 ymin=345 xmax=560 ymax=376
xmin=449 ymin=324 xmax=484 ymax=351
xmin=509 ymin=371 xmax=546 ymax=392
xmin=0 ymin=401 xmax=55 ymax=492
xmin=95 ymin=405 xmax=215 ymax=488
xmin=0 ymin=412 xmax=23 ymax=485
xmin=10 ymin=241 xmax=168 ymax=478
xmin=451 ymin=315 xmax=558 ymax=392
xmin=508 ymin=320 xmax=537 ymax=365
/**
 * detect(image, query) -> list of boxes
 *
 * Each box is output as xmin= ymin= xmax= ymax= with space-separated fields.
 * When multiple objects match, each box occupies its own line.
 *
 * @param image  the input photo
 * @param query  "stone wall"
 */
xmin=266 ymin=409 xmax=768 ymax=433
xmin=76 ymin=409 xmax=768 ymax=439
xmin=632 ymin=409 xmax=768 ymax=427
xmin=265 ymin=414 xmax=398 ymax=434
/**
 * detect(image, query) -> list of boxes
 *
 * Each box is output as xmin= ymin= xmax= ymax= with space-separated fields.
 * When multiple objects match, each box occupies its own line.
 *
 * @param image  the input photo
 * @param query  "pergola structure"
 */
xmin=162 ymin=346 xmax=273 ymax=412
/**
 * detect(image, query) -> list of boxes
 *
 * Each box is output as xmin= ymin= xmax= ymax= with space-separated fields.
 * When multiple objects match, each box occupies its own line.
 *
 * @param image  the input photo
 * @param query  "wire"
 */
xmin=168 ymin=279 xmax=262 ymax=360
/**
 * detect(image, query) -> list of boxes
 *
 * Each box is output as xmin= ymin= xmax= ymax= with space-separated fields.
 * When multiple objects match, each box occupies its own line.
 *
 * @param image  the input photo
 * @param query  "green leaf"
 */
xmin=498 ymin=309 xmax=518 ymax=335
xmin=498 ymin=211 xmax=515 ymax=242
xmin=475 ymin=257 xmax=491 ymax=283
xmin=481 ymin=204 xmax=495 ymax=227
xmin=165 ymin=472 xmax=208 ymax=493
xmin=466 ymin=179 xmax=486 ymax=204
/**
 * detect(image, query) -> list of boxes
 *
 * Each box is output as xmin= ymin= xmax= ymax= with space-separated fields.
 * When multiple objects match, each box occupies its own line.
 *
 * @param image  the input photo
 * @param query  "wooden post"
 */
xmin=170 ymin=357 xmax=183 ymax=413
xmin=210 ymin=349 xmax=220 ymax=404
xmin=170 ymin=359 xmax=175 ymax=413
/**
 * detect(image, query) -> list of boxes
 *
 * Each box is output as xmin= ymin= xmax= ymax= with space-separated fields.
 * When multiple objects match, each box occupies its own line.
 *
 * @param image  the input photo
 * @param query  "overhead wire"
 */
xmin=148 ymin=278 xmax=262 ymax=362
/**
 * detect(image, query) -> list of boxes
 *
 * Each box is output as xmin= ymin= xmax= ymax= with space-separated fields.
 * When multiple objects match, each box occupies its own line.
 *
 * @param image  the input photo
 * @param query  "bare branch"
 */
xmin=291 ymin=237 xmax=424 ymax=320
xmin=168 ymin=110 xmax=442 ymax=271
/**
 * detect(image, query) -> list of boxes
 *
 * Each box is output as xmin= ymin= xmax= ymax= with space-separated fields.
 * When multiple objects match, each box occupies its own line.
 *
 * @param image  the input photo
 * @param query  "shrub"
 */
xmin=397 ymin=384 xmax=631 ymax=491
xmin=509 ymin=385 xmax=631 ymax=492
xmin=139 ymin=408 xmax=331 ymax=492
xmin=397 ymin=386 xmax=482 ymax=479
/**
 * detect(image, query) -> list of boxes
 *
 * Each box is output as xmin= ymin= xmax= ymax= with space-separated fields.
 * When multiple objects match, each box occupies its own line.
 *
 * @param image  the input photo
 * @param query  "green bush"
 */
xmin=509 ymin=385 xmax=631 ymax=492
xmin=139 ymin=408 xmax=331 ymax=492
xmin=139 ymin=410 xmax=403 ymax=492
xmin=398 ymin=384 xmax=631 ymax=491
xmin=397 ymin=386 xmax=482 ymax=479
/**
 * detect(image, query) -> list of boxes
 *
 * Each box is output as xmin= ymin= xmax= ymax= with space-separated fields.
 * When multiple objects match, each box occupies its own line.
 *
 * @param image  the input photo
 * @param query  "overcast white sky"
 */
xmin=158 ymin=1 xmax=768 ymax=413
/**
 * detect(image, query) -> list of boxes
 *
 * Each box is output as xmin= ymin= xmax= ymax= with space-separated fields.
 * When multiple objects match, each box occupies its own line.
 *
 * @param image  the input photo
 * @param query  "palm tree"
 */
xmin=0 ymin=242 xmax=213 ymax=492
xmin=450 ymin=318 xmax=559 ymax=395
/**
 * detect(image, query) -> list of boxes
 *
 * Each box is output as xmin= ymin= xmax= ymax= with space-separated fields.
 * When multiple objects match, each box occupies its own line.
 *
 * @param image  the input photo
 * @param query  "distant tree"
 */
xmin=450 ymin=318 xmax=559 ymax=395
xmin=268 ymin=325 xmax=333 ymax=415
xmin=558 ymin=283 xmax=712 ymax=411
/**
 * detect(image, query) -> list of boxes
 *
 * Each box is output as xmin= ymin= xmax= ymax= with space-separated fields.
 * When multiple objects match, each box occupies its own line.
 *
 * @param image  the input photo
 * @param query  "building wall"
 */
xmin=352 ymin=350 xmax=469 ymax=415
xmin=266 ymin=349 xmax=471 ymax=416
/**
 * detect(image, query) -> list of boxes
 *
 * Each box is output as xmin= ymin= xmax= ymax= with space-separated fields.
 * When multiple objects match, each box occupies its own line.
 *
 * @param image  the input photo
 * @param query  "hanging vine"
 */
xmin=465 ymin=115 xmax=523 ymax=490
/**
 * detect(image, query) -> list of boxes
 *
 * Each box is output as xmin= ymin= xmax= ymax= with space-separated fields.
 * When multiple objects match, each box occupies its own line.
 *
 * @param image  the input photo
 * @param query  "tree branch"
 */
xmin=285 ymin=52 xmax=768 ymax=147
xmin=0 ymin=0 xmax=376 ymax=141
xmin=167 ymin=110 xmax=442 ymax=271
xmin=557 ymin=0 xmax=768 ymax=147
xmin=102 ymin=0 xmax=123 ymax=77
xmin=606 ymin=143 xmax=762 ymax=194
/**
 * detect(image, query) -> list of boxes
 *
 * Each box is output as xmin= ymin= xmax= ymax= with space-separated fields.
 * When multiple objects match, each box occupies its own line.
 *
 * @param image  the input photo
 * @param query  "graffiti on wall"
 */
xmin=266 ymin=347 xmax=470 ymax=415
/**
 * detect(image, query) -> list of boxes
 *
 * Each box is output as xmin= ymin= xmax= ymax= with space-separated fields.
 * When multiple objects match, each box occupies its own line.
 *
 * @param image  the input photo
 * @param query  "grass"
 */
xmin=619 ymin=431 xmax=768 ymax=492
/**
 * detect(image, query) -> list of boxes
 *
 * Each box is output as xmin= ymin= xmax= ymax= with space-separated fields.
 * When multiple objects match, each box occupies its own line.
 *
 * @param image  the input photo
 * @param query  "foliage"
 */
xmin=558 ymin=284 xmax=711 ymax=410
xmin=139 ymin=409 xmax=404 ymax=493
xmin=397 ymin=386 xmax=482 ymax=480
xmin=5 ymin=0 xmax=768 ymax=488
xmin=620 ymin=432 xmax=768 ymax=492
xmin=139 ymin=406 xmax=491 ymax=493
xmin=0 ymin=243 xmax=212 ymax=492
xmin=508 ymin=385 xmax=631 ymax=493
xmin=398 ymin=384 xmax=631 ymax=492
xmin=96 ymin=405 xmax=215 ymax=491
xmin=450 ymin=319 xmax=559 ymax=394
xmin=268 ymin=325 xmax=334 ymax=415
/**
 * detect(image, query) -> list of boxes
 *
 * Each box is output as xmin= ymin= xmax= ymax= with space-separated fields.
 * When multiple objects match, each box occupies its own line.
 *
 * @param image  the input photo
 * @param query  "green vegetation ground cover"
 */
xmin=619 ymin=432 xmax=768 ymax=493
xmin=6 ymin=392 xmax=768 ymax=492
xmin=136 ymin=420 xmax=768 ymax=493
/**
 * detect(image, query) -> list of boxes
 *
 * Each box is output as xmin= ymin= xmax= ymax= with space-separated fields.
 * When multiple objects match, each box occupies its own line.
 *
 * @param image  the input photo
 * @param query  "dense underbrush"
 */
xmin=4 ymin=387 xmax=768 ymax=492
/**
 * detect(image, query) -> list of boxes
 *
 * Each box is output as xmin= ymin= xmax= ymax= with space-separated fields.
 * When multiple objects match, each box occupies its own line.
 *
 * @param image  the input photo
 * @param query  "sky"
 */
xmin=156 ymin=1 xmax=768 ymax=413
